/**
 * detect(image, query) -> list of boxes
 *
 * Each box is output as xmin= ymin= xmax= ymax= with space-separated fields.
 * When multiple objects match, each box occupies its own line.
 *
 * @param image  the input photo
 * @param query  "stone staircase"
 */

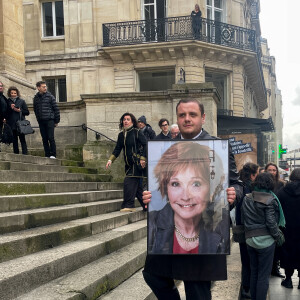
xmin=0 ymin=153 xmax=151 ymax=300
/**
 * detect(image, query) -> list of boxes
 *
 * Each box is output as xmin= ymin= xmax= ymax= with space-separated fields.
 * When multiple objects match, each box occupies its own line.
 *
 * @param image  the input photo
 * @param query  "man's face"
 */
xmin=176 ymin=102 xmax=205 ymax=139
xmin=171 ymin=127 xmax=180 ymax=139
xmin=138 ymin=121 xmax=146 ymax=129
xmin=37 ymin=84 xmax=47 ymax=94
xmin=0 ymin=82 xmax=3 ymax=94
xmin=160 ymin=121 xmax=169 ymax=134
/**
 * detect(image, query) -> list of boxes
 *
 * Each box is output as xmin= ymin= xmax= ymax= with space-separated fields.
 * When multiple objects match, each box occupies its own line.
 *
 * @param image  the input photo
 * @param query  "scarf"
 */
xmin=254 ymin=187 xmax=286 ymax=227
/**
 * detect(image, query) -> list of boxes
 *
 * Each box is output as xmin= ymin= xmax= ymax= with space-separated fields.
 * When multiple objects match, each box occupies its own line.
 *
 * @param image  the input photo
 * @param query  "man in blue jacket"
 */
xmin=33 ymin=81 xmax=60 ymax=158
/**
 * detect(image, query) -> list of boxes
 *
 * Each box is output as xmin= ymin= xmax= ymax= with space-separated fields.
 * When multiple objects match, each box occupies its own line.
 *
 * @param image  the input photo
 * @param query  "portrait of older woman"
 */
xmin=148 ymin=140 xmax=229 ymax=255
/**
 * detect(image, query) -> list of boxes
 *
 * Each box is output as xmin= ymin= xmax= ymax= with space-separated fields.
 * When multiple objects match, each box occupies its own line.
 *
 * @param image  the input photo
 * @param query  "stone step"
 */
xmin=0 ymin=222 xmax=147 ymax=300
xmin=0 ymin=197 xmax=145 ymax=234
xmin=0 ymin=152 xmax=61 ymax=166
xmin=0 ymin=160 xmax=67 ymax=173
xmin=98 ymin=269 xmax=155 ymax=300
xmin=0 ymin=181 xmax=123 ymax=195
xmin=0 ymin=190 xmax=123 ymax=213
xmin=0 ymin=170 xmax=111 ymax=182
xmin=0 ymin=208 xmax=146 ymax=263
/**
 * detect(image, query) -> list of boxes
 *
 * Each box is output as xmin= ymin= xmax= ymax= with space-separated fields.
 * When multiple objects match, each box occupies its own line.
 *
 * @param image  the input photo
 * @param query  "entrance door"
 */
xmin=142 ymin=0 xmax=166 ymax=41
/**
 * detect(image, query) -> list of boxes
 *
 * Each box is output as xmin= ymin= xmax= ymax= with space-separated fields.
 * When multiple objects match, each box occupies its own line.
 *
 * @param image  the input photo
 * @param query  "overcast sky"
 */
xmin=259 ymin=0 xmax=300 ymax=151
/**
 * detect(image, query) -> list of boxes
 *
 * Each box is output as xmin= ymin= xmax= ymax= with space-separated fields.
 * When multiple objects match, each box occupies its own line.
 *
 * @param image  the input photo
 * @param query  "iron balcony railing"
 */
xmin=102 ymin=15 xmax=257 ymax=52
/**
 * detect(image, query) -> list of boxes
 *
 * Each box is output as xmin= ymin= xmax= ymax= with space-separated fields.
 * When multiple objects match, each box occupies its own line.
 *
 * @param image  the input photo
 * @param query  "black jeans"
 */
xmin=239 ymin=242 xmax=251 ymax=290
xmin=12 ymin=130 xmax=27 ymax=154
xmin=247 ymin=243 xmax=275 ymax=300
xmin=38 ymin=120 xmax=56 ymax=157
xmin=143 ymin=270 xmax=211 ymax=300
xmin=123 ymin=177 xmax=145 ymax=210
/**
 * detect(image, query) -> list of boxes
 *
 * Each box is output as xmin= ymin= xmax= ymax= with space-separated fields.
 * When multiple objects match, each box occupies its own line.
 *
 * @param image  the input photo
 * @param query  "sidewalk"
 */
xmin=268 ymin=270 xmax=300 ymax=300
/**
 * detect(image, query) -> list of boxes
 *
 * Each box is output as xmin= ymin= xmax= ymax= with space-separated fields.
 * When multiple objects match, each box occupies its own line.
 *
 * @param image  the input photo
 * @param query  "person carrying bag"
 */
xmin=6 ymin=86 xmax=30 ymax=155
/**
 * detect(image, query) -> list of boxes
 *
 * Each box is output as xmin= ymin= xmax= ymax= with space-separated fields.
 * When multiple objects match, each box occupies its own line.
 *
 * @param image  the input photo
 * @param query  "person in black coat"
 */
xmin=6 ymin=86 xmax=29 ymax=155
xmin=137 ymin=115 xmax=156 ymax=140
xmin=235 ymin=162 xmax=259 ymax=299
xmin=143 ymin=98 xmax=243 ymax=300
xmin=265 ymin=162 xmax=286 ymax=277
xmin=0 ymin=81 xmax=8 ymax=150
xmin=154 ymin=118 xmax=171 ymax=140
xmin=191 ymin=4 xmax=202 ymax=39
xmin=277 ymin=168 xmax=300 ymax=289
xmin=33 ymin=81 xmax=60 ymax=158
xmin=106 ymin=112 xmax=147 ymax=212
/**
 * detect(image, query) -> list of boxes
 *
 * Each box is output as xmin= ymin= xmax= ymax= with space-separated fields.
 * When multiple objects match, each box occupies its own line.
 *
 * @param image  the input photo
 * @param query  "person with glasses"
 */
xmin=155 ymin=118 xmax=171 ymax=140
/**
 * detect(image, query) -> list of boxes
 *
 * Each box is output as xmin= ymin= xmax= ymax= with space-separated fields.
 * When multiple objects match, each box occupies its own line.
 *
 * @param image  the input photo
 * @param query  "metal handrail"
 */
xmin=81 ymin=124 xmax=117 ymax=143
xmin=102 ymin=15 xmax=256 ymax=52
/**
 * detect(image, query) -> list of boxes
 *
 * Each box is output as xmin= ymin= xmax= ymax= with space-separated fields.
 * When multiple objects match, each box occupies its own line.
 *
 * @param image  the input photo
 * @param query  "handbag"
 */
xmin=16 ymin=112 xmax=34 ymax=135
xmin=0 ymin=123 xmax=14 ymax=145
xmin=232 ymin=224 xmax=246 ymax=243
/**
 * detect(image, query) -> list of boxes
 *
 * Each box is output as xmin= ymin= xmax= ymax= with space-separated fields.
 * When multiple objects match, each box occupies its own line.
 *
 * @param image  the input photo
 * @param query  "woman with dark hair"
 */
xmin=106 ymin=112 xmax=147 ymax=212
xmin=265 ymin=162 xmax=286 ymax=278
xmin=235 ymin=162 xmax=259 ymax=299
xmin=148 ymin=141 xmax=229 ymax=254
xmin=265 ymin=162 xmax=285 ymax=194
xmin=6 ymin=86 xmax=29 ymax=155
xmin=241 ymin=172 xmax=285 ymax=300
xmin=277 ymin=168 xmax=300 ymax=289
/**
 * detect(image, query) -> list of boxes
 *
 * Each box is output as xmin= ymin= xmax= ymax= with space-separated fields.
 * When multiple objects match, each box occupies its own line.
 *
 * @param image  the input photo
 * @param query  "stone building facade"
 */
xmin=0 ymin=0 xmax=283 ymax=166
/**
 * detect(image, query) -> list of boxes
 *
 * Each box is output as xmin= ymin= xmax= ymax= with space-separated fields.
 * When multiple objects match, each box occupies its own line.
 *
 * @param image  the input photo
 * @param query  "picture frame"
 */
xmin=147 ymin=139 xmax=230 ymax=255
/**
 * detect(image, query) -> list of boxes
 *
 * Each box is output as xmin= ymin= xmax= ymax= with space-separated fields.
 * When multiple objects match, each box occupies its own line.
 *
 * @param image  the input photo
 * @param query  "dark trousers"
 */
xmin=247 ymin=243 xmax=275 ymax=300
xmin=285 ymin=268 xmax=300 ymax=278
xmin=143 ymin=271 xmax=211 ymax=300
xmin=239 ymin=242 xmax=251 ymax=290
xmin=39 ymin=120 xmax=56 ymax=157
xmin=123 ymin=177 xmax=145 ymax=209
xmin=12 ymin=130 xmax=27 ymax=155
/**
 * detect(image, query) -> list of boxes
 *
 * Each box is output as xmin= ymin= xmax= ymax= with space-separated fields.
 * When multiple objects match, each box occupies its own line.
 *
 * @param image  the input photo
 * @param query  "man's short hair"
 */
xmin=290 ymin=168 xmax=300 ymax=182
xmin=36 ymin=81 xmax=46 ymax=88
xmin=176 ymin=98 xmax=205 ymax=115
xmin=158 ymin=118 xmax=169 ymax=127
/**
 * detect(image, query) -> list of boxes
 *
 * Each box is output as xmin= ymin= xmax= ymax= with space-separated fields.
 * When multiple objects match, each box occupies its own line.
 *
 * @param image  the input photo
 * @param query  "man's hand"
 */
xmin=54 ymin=123 xmax=58 ymax=127
xmin=226 ymin=187 xmax=236 ymax=205
xmin=143 ymin=190 xmax=152 ymax=208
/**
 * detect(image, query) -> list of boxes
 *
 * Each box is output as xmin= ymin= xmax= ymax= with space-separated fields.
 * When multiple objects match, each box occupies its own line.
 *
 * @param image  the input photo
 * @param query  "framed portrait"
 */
xmin=147 ymin=139 xmax=230 ymax=255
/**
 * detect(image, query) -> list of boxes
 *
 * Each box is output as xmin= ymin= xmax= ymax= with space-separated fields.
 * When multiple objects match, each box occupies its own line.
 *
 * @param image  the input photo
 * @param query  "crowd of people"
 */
xmin=106 ymin=101 xmax=299 ymax=300
xmin=235 ymin=161 xmax=300 ymax=300
xmin=0 ymin=80 xmax=60 ymax=158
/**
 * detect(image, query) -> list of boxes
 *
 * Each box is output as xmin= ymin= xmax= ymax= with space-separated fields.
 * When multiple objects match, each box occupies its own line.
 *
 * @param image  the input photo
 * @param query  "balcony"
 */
xmin=103 ymin=15 xmax=256 ymax=52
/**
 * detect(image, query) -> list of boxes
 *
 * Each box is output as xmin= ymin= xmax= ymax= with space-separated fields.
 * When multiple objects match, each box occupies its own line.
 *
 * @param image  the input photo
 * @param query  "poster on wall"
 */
xmin=147 ymin=139 xmax=230 ymax=255
xmin=219 ymin=133 xmax=258 ymax=171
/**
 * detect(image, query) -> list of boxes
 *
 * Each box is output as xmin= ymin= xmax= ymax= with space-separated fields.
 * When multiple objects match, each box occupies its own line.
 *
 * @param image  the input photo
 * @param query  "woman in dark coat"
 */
xmin=191 ymin=4 xmax=202 ymax=39
xmin=6 ymin=86 xmax=29 ymax=155
xmin=277 ymin=168 xmax=300 ymax=289
xmin=106 ymin=112 xmax=147 ymax=212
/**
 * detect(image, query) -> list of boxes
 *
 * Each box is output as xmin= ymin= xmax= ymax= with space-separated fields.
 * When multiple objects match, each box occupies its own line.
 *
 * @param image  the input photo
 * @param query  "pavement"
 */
xmin=268 ymin=269 xmax=300 ymax=300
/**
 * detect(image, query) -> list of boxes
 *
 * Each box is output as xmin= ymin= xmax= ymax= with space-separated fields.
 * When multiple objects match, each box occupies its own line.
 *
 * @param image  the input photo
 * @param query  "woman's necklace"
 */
xmin=174 ymin=225 xmax=199 ymax=242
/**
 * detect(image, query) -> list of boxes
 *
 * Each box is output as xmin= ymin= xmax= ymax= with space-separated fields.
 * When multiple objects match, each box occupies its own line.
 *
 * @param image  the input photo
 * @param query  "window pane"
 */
xmin=207 ymin=8 xmax=212 ymax=19
xmin=139 ymin=71 xmax=175 ymax=91
xmin=55 ymin=1 xmax=64 ymax=36
xmin=145 ymin=5 xmax=155 ymax=20
xmin=58 ymin=78 xmax=67 ymax=102
xmin=144 ymin=0 xmax=155 ymax=4
xmin=215 ymin=0 xmax=222 ymax=9
xmin=45 ymin=78 xmax=56 ymax=98
xmin=215 ymin=11 xmax=222 ymax=22
xmin=207 ymin=0 xmax=212 ymax=6
xmin=43 ymin=2 xmax=53 ymax=37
